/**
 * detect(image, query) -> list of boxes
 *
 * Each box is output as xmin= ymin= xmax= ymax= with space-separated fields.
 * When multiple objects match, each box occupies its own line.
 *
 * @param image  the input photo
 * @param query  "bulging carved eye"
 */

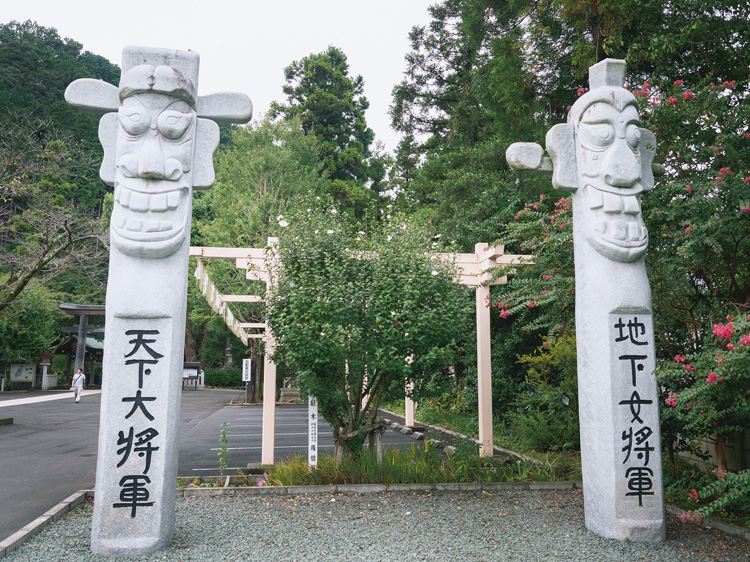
xmin=157 ymin=101 xmax=194 ymax=140
xmin=118 ymin=105 xmax=150 ymax=136
xmin=580 ymin=123 xmax=615 ymax=149
xmin=627 ymin=125 xmax=642 ymax=149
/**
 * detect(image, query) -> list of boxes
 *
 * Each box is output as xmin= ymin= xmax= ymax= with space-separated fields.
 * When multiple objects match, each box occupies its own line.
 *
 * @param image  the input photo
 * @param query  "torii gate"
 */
xmin=190 ymin=240 xmax=530 ymax=462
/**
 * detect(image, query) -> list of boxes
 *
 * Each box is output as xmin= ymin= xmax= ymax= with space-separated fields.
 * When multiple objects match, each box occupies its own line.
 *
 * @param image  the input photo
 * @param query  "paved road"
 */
xmin=0 ymin=389 xmax=420 ymax=543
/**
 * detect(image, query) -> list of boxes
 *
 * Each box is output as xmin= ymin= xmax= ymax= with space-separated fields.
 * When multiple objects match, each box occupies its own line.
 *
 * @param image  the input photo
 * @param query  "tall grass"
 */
xmin=266 ymin=441 xmax=560 ymax=486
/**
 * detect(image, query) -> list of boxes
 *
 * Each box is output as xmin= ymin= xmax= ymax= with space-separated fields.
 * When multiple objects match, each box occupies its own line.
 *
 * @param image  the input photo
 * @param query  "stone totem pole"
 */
xmin=66 ymin=47 xmax=252 ymax=556
xmin=506 ymin=59 xmax=665 ymax=541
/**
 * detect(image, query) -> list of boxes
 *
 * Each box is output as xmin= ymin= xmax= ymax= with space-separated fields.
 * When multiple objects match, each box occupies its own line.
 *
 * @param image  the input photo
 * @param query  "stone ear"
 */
xmin=98 ymin=113 xmax=118 ymax=187
xmin=193 ymin=119 xmax=220 ymax=189
xmin=546 ymin=123 xmax=578 ymax=192
xmin=639 ymin=128 xmax=657 ymax=191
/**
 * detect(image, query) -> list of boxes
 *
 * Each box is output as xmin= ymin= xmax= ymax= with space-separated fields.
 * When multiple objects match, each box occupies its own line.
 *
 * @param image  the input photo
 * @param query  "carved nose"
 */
xmin=138 ymin=133 xmax=167 ymax=179
xmin=603 ymin=141 xmax=640 ymax=188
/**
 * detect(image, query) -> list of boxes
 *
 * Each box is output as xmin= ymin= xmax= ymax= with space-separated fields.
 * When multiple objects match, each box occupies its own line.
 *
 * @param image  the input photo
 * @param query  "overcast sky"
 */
xmin=5 ymin=0 xmax=435 ymax=153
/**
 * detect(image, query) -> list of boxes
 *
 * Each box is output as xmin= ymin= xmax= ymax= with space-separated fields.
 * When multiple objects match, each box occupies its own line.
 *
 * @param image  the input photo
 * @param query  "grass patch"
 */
xmin=266 ymin=442 xmax=560 ymax=486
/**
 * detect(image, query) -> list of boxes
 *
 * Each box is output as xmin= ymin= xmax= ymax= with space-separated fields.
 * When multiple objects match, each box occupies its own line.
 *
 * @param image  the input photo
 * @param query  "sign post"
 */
xmin=308 ymin=396 xmax=318 ymax=469
xmin=242 ymin=358 xmax=252 ymax=403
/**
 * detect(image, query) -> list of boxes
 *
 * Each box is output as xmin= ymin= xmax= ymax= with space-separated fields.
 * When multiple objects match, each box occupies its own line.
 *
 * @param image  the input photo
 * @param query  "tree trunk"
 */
xmin=715 ymin=434 xmax=728 ymax=472
xmin=184 ymin=317 xmax=198 ymax=362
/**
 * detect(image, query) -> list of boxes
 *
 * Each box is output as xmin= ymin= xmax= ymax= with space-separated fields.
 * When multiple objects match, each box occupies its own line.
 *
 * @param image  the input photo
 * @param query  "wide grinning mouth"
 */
xmin=112 ymin=181 xmax=189 ymax=242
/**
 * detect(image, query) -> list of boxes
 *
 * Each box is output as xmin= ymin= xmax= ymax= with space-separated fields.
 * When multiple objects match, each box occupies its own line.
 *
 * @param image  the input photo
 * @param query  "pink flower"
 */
xmin=665 ymin=392 xmax=678 ymax=407
xmin=685 ymin=227 xmax=690 ymax=234
xmin=542 ymin=275 xmax=550 ymax=280
xmin=685 ymin=185 xmax=692 ymax=191
xmin=668 ymin=97 xmax=678 ymax=105
xmin=727 ymin=343 xmax=734 ymax=351
xmin=656 ymin=211 xmax=662 ymax=215
xmin=500 ymin=310 xmax=509 ymax=319
xmin=719 ymin=167 xmax=733 ymax=176
xmin=712 ymin=322 xmax=735 ymax=339
xmin=744 ymin=177 xmax=750 ymax=184
xmin=688 ymin=489 xmax=699 ymax=502
xmin=706 ymin=372 xmax=724 ymax=385
xmin=680 ymin=510 xmax=703 ymax=523
xmin=683 ymin=92 xmax=694 ymax=100
xmin=685 ymin=364 xmax=696 ymax=371
xmin=674 ymin=354 xmax=687 ymax=363
xmin=527 ymin=302 xmax=535 ymax=308
xmin=674 ymin=80 xmax=684 ymax=86
xmin=739 ymin=334 xmax=750 ymax=346
xmin=745 ymin=133 xmax=750 ymax=138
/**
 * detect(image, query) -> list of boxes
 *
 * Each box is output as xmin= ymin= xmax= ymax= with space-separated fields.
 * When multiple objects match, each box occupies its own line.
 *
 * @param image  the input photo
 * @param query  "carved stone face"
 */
xmin=112 ymin=92 xmax=197 ymax=258
xmin=575 ymin=94 xmax=648 ymax=262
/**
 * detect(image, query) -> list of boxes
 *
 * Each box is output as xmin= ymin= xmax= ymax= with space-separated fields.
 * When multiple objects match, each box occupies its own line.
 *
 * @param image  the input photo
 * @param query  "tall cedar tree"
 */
xmin=270 ymin=46 xmax=384 ymax=215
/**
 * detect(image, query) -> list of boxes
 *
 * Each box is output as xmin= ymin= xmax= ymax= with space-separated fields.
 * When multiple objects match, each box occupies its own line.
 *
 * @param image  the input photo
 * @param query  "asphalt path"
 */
xmin=0 ymin=388 xmax=421 ymax=544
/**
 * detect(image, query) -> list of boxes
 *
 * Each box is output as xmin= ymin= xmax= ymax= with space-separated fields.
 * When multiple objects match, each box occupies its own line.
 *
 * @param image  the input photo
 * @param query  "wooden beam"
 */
xmin=189 ymin=247 xmax=266 ymax=259
xmin=223 ymin=295 xmax=263 ymax=303
xmin=239 ymin=323 xmax=266 ymax=329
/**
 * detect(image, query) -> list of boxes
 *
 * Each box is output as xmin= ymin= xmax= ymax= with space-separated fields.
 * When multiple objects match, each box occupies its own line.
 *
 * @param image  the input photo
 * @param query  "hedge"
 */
xmin=204 ymin=367 xmax=243 ymax=388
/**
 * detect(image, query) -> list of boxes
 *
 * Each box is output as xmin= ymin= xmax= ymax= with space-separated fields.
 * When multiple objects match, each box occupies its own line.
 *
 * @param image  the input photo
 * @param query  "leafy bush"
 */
xmin=204 ymin=368 xmax=242 ymax=388
xmin=506 ymin=331 xmax=579 ymax=452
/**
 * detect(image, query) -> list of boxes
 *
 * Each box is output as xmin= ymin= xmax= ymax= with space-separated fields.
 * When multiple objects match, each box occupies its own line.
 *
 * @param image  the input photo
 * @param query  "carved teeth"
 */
xmin=120 ymin=188 xmax=131 ymax=207
xmin=145 ymin=221 xmax=161 ymax=232
xmin=596 ymin=221 xmax=607 ymax=234
xmin=614 ymin=222 xmax=628 ymax=240
xmin=588 ymin=189 xmax=603 ymax=209
xmin=603 ymin=192 xmax=621 ymax=213
xmin=151 ymin=193 xmax=168 ymax=212
xmin=160 ymin=221 xmax=172 ymax=231
xmin=623 ymin=196 xmax=641 ymax=215
xmin=167 ymin=191 xmax=180 ymax=209
xmin=115 ymin=187 xmax=182 ymax=212
xmin=641 ymin=226 xmax=648 ymax=239
xmin=628 ymin=223 xmax=641 ymax=241
xmin=129 ymin=192 xmax=149 ymax=212
xmin=126 ymin=219 xmax=143 ymax=232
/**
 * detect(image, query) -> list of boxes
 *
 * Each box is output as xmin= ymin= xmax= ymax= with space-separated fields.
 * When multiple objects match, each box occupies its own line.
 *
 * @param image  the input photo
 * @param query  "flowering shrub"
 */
xmin=492 ymin=193 xmax=574 ymax=337
xmin=657 ymin=313 xmax=750 ymax=520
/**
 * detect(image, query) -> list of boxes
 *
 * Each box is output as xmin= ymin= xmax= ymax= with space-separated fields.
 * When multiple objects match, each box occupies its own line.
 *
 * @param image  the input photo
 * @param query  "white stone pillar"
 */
xmin=507 ymin=58 xmax=665 ymax=541
xmin=66 ymin=46 xmax=251 ymax=558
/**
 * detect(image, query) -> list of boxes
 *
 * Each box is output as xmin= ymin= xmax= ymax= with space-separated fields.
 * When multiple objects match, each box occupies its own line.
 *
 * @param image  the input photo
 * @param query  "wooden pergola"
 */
xmin=189 ymin=239 xmax=530 ymax=462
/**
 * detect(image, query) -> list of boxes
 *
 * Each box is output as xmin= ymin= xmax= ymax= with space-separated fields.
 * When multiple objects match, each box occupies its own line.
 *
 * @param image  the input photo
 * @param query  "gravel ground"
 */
xmin=5 ymin=489 xmax=749 ymax=562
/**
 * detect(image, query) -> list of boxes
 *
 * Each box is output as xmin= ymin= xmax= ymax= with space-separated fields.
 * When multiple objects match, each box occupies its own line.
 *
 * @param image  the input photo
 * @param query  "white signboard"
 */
xmin=309 ymin=395 xmax=318 ymax=468
xmin=242 ymin=358 xmax=252 ymax=382
xmin=10 ymin=364 xmax=35 ymax=382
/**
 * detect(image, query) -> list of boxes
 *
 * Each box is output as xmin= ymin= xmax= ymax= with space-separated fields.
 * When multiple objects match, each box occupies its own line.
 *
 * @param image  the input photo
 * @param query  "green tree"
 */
xmin=267 ymin=202 xmax=469 ymax=458
xmin=270 ymin=46 xmax=384 ymax=213
xmin=0 ymin=115 xmax=106 ymax=315
xmin=0 ymin=20 xmax=119 ymax=211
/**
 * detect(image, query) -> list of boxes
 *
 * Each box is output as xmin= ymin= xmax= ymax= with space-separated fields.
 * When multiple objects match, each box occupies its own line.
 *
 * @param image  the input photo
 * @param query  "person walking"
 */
xmin=72 ymin=368 xmax=85 ymax=403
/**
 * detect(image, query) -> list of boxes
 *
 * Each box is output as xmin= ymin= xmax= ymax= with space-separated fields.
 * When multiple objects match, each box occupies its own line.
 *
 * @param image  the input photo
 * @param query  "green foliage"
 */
xmin=507 ymin=332 xmax=579 ymax=452
xmin=270 ymin=46 xmax=384 ymax=212
xmin=657 ymin=315 xmax=750 ymax=468
xmin=492 ymin=193 xmax=575 ymax=337
xmin=201 ymin=117 xmax=327 ymax=249
xmin=268 ymin=200 xmax=470 ymax=457
xmin=0 ymin=115 xmax=106 ymax=315
xmin=265 ymin=443 xmax=558 ymax=486
xmin=204 ymin=368 xmax=243 ymax=388
xmin=0 ymin=285 xmax=63 ymax=365
xmin=0 ymin=20 xmax=119 ymax=211
xmin=694 ymin=469 xmax=750 ymax=524
xmin=640 ymin=78 xmax=750 ymax=353
xmin=217 ymin=422 xmax=230 ymax=481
